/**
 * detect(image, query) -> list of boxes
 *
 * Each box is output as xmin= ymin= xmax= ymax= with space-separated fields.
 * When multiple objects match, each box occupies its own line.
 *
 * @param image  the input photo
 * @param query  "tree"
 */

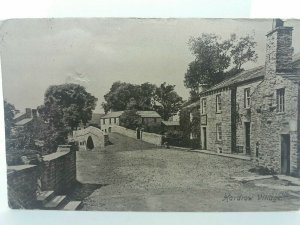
xmin=119 ymin=110 xmax=141 ymax=130
xmin=38 ymin=83 xmax=97 ymax=132
xmin=184 ymin=33 xmax=257 ymax=99
xmin=230 ymin=34 xmax=258 ymax=70
xmin=3 ymin=100 xmax=15 ymax=138
xmin=135 ymin=82 xmax=157 ymax=110
xmin=154 ymin=82 xmax=183 ymax=121
xmin=102 ymin=82 xmax=156 ymax=113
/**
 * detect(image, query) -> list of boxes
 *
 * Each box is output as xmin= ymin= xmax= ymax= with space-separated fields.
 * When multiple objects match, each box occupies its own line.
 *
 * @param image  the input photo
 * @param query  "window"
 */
xmin=201 ymin=98 xmax=207 ymax=114
xmin=154 ymin=118 xmax=157 ymax=123
xmin=216 ymin=123 xmax=222 ymax=141
xmin=103 ymin=119 xmax=106 ymax=125
xmin=244 ymin=88 xmax=251 ymax=108
xmin=114 ymin=118 xmax=117 ymax=123
xmin=216 ymin=94 xmax=222 ymax=112
xmin=109 ymin=118 xmax=111 ymax=124
xmin=276 ymin=88 xmax=285 ymax=112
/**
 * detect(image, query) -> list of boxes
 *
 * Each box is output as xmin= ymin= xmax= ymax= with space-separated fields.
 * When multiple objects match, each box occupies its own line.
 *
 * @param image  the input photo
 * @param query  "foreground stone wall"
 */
xmin=41 ymin=145 xmax=77 ymax=193
xmin=7 ymin=165 xmax=38 ymax=209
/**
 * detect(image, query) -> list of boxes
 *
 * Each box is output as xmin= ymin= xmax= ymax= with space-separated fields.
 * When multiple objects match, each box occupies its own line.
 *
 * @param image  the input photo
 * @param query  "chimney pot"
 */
xmin=273 ymin=19 xmax=284 ymax=29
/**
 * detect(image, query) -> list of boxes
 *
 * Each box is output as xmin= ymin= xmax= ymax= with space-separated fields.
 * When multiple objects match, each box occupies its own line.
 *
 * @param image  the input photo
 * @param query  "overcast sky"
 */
xmin=1 ymin=18 xmax=300 ymax=113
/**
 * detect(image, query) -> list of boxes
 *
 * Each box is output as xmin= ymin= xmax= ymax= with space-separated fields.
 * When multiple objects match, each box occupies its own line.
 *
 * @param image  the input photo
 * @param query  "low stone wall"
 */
xmin=7 ymin=165 xmax=38 ymax=209
xmin=111 ymin=125 xmax=137 ymax=139
xmin=41 ymin=145 xmax=76 ymax=194
xmin=111 ymin=125 xmax=162 ymax=146
xmin=141 ymin=131 xmax=162 ymax=146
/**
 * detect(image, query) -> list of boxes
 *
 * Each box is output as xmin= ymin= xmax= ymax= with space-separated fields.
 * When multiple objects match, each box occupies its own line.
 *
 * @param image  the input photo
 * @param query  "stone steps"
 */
xmin=63 ymin=201 xmax=82 ymax=210
xmin=44 ymin=195 xmax=68 ymax=209
xmin=37 ymin=191 xmax=55 ymax=205
xmin=37 ymin=190 xmax=83 ymax=210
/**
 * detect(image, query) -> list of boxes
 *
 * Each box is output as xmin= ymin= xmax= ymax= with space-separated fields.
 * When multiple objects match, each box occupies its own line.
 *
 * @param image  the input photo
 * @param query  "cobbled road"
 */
xmin=76 ymin=133 xmax=300 ymax=211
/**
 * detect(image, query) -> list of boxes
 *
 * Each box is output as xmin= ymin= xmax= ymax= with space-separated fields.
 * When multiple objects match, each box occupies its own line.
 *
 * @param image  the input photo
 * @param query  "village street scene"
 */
xmin=2 ymin=18 xmax=300 ymax=211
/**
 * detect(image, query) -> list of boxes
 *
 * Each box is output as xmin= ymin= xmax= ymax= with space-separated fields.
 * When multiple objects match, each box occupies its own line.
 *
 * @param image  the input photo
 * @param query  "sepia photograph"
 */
xmin=1 ymin=17 xmax=300 ymax=212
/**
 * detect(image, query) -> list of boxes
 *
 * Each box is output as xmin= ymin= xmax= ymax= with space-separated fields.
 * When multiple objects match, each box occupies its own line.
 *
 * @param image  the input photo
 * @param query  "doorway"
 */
xmin=136 ymin=128 xmax=141 ymax=139
xmin=86 ymin=136 xmax=94 ymax=150
xmin=281 ymin=134 xmax=290 ymax=175
xmin=245 ymin=122 xmax=251 ymax=155
xmin=202 ymin=127 xmax=207 ymax=150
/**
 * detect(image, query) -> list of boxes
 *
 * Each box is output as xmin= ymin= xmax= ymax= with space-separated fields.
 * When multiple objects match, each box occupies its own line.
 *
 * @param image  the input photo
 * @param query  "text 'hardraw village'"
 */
xmin=2 ymin=18 xmax=300 ymax=211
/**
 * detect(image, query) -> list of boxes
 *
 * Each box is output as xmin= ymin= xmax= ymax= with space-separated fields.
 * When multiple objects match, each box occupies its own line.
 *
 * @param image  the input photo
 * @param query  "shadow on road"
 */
xmin=67 ymin=181 xmax=108 ymax=201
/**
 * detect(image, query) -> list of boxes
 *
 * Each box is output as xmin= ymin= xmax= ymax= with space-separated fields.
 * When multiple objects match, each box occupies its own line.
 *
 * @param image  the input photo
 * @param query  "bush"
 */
xmin=249 ymin=166 xmax=277 ymax=175
xmin=143 ymin=124 xmax=162 ymax=134
xmin=162 ymin=134 xmax=200 ymax=149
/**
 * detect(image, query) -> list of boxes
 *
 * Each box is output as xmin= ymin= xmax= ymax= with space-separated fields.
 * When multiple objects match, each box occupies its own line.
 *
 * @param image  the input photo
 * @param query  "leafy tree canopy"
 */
xmin=102 ymin=82 xmax=183 ymax=121
xmin=153 ymin=82 xmax=183 ymax=121
xmin=38 ymin=83 xmax=97 ymax=131
xmin=3 ymin=100 xmax=15 ymax=138
xmin=119 ymin=109 xmax=141 ymax=130
xmin=102 ymin=82 xmax=156 ymax=113
xmin=184 ymin=33 xmax=257 ymax=100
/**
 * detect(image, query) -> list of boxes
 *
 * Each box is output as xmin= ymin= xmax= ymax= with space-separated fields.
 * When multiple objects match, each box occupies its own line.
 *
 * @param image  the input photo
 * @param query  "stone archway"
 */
xmin=86 ymin=136 xmax=94 ymax=150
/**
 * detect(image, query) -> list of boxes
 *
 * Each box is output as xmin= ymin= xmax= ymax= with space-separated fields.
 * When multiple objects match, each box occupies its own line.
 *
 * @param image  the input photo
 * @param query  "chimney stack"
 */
xmin=265 ymin=19 xmax=294 ymax=78
xmin=25 ymin=108 xmax=32 ymax=118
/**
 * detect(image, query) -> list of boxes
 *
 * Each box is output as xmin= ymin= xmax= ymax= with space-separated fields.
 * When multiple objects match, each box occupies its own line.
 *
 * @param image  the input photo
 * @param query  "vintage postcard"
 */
xmin=1 ymin=18 xmax=300 ymax=211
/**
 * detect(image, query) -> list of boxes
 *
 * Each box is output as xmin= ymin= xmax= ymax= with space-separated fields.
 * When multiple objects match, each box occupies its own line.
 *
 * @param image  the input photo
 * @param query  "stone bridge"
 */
xmin=72 ymin=126 xmax=109 ymax=151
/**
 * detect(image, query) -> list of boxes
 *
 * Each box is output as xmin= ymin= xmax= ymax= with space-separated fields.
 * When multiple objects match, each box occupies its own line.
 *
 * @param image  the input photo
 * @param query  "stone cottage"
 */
xmin=199 ymin=19 xmax=300 ymax=176
xmin=100 ymin=110 xmax=161 ymax=133
xmin=100 ymin=111 xmax=124 ymax=133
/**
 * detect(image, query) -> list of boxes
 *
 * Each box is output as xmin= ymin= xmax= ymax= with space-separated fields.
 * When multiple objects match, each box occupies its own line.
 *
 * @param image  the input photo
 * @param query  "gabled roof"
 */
xmin=137 ymin=111 xmax=161 ymax=118
xmin=14 ymin=118 xmax=33 ymax=126
xmin=162 ymin=121 xmax=180 ymax=126
xmin=202 ymin=66 xmax=265 ymax=95
xmin=13 ymin=111 xmax=25 ymax=120
xmin=201 ymin=53 xmax=300 ymax=96
xmin=280 ymin=71 xmax=300 ymax=82
xmin=101 ymin=111 xmax=124 ymax=119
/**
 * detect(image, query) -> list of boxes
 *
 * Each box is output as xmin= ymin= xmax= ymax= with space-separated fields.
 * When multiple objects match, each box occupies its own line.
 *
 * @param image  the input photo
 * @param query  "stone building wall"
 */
xmin=235 ymin=80 xmax=263 ymax=154
xmin=140 ymin=117 xmax=162 ymax=126
xmin=7 ymin=165 xmax=38 ymax=209
xmin=41 ymin=145 xmax=77 ymax=194
xmin=101 ymin=117 xmax=120 ymax=132
xmin=200 ymin=89 xmax=232 ymax=153
xmin=251 ymin=76 xmax=299 ymax=175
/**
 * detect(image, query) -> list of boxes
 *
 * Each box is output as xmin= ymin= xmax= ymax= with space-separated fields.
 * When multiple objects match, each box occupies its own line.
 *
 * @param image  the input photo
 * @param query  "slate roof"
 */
xmin=162 ymin=121 xmax=180 ymax=126
xmin=280 ymin=72 xmax=300 ymax=82
xmin=137 ymin=111 xmax=161 ymax=118
xmin=101 ymin=111 xmax=124 ymax=118
xmin=202 ymin=66 xmax=265 ymax=94
xmin=14 ymin=118 xmax=33 ymax=126
xmin=292 ymin=53 xmax=300 ymax=67
xmin=13 ymin=111 xmax=25 ymax=120
xmin=202 ymin=53 xmax=300 ymax=95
